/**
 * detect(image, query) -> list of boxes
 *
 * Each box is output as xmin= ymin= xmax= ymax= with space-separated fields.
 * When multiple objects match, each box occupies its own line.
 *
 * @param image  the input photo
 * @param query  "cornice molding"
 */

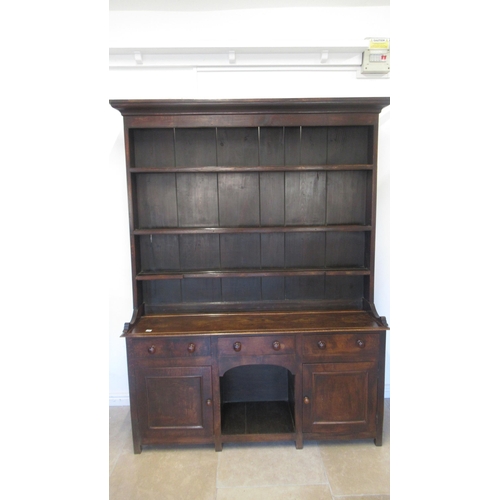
xmin=109 ymin=97 xmax=390 ymax=116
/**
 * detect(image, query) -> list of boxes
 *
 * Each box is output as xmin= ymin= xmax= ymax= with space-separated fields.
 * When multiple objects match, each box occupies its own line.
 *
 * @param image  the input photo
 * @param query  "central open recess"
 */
xmin=220 ymin=364 xmax=296 ymax=435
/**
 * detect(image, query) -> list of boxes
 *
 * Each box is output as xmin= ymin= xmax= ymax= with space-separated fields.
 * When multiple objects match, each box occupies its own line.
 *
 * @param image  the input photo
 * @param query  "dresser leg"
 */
xmin=295 ymin=435 xmax=303 ymax=450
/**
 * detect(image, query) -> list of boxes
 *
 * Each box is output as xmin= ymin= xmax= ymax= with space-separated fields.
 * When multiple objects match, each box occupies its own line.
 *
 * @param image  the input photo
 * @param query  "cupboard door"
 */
xmin=135 ymin=366 xmax=213 ymax=441
xmin=302 ymin=362 xmax=377 ymax=435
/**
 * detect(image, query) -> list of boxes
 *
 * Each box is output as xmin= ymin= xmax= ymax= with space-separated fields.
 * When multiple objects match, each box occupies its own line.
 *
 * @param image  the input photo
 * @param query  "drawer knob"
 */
xmin=147 ymin=345 xmax=156 ymax=354
xmin=317 ymin=340 xmax=326 ymax=350
xmin=272 ymin=341 xmax=281 ymax=351
xmin=233 ymin=342 xmax=242 ymax=352
xmin=303 ymin=396 xmax=310 ymax=405
xmin=187 ymin=343 xmax=196 ymax=353
xmin=356 ymin=339 xmax=366 ymax=348
xmin=206 ymin=399 xmax=213 ymax=406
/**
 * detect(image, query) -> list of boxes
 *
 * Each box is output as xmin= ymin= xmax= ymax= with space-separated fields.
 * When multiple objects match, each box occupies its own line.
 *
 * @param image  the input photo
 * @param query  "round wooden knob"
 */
xmin=206 ymin=399 xmax=213 ymax=406
xmin=317 ymin=340 xmax=326 ymax=349
xmin=147 ymin=345 xmax=156 ymax=354
xmin=303 ymin=396 xmax=310 ymax=405
xmin=233 ymin=342 xmax=242 ymax=352
xmin=356 ymin=339 xmax=366 ymax=348
xmin=187 ymin=343 xmax=196 ymax=353
xmin=272 ymin=341 xmax=281 ymax=351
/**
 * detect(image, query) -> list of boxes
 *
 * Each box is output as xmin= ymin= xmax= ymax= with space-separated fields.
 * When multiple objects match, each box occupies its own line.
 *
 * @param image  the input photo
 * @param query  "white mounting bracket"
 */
xmin=133 ymin=51 xmax=143 ymax=65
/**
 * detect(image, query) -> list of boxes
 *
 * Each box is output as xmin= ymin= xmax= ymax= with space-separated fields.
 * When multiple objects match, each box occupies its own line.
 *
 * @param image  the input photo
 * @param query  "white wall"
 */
xmin=108 ymin=2 xmax=390 ymax=404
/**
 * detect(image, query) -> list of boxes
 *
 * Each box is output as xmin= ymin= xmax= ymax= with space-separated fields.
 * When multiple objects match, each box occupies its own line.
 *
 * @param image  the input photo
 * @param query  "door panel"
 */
xmin=135 ymin=366 xmax=213 ymax=440
xmin=303 ymin=362 xmax=377 ymax=435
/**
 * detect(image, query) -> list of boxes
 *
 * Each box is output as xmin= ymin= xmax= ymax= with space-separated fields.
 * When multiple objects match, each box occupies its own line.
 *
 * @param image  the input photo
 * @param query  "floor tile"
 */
xmin=109 ymin=406 xmax=131 ymax=475
xmin=217 ymin=484 xmax=333 ymax=500
xmin=217 ymin=441 xmax=327 ymax=488
xmin=109 ymin=444 xmax=218 ymax=500
xmin=109 ymin=400 xmax=390 ymax=499
xmin=319 ymin=400 xmax=390 ymax=497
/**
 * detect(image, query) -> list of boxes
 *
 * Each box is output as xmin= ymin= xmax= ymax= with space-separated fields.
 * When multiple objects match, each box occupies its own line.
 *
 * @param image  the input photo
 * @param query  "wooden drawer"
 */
xmin=303 ymin=333 xmax=379 ymax=358
xmin=128 ymin=337 xmax=211 ymax=359
xmin=217 ymin=335 xmax=295 ymax=357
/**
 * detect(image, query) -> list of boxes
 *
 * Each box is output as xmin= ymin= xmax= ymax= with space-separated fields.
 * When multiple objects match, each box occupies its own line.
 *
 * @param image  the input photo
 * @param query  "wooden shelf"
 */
xmin=133 ymin=225 xmax=372 ymax=235
xmin=136 ymin=267 xmax=371 ymax=280
xmin=130 ymin=164 xmax=374 ymax=173
xmin=221 ymin=401 xmax=295 ymax=435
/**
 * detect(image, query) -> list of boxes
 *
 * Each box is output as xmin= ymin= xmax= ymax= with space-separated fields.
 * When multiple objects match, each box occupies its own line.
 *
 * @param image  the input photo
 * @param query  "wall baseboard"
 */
xmin=109 ymin=393 xmax=130 ymax=406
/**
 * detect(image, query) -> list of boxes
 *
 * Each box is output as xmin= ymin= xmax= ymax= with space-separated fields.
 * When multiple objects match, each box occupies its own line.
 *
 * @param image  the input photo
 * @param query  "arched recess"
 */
xmin=220 ymin=363 xmax=296 ymax=435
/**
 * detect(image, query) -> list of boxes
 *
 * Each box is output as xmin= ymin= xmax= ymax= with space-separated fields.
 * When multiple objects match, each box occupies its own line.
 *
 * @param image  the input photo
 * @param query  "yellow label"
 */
xmin=369 ymin=38 xmax=390 ymax=49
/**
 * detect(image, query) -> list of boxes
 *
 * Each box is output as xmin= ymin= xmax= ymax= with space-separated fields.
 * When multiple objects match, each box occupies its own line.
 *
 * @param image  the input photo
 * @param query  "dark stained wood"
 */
xmin=217 ymin=127 xmax=259 ymax=166
xmin=139 ymin=234 xmax=180 ymax=272
xmin=261 ymin=233 xmax=285 ymax=268
xmin=179 ymin=234 xmax=220 ymax=270
xmin=221 ymin=277 xmax=261 ymax=302
xmin=302 ymin=332 xmax=379 ymax=357
xmin=111 ymin=98 xmax=389 ymax=453
xmin=133 ymin=225 xmax=372 ymax=235
xmin=301 ymin=127 xmax=328 ymax=164
xmin=327 ymin=171 xmax=368 ymax=225
xmin=260 ymin=172 xmax=285 ymax=225
xmin=129 ymin=336 xmax=211 ymax=359
xmin=220 ymin=233 xmax=261 ymax=269
xmin=174 ymin=128 xmax=217 ymax=166
xmin=110 ymin=97 xmax=390 ymax=116
xmin=327 ymin=126 xmax=371 ymax=165
xmin=135 ymin=173 xmax=178 ymax=228
xmin=325 ymin=231 xmax=366 ymax=268
xmin=260 ymin=127 xmax=284 ymax=165
xmin=181 ymin=277 xmax=222 ymax=304
xmin=221 ymin=365 xmax=290 ymax=403
xmin=125 ymin=310 xmax=387 ymax=337
xmin=134 ymin=365 xmax=213 ymax=440
xmin=217 ymin=335 xmax=296 ymax=357
xmin=218 ymin=173 xmax=260 ymax=226
xmin=285 ymin=172 xmax=327 ymax=225
xmin=129 ymin=164 xmax=374 ymax=173
xmin=176 ymin=173 xmax=219 ymax=227
xmin=135 ymin=268 xmax=370 ymax=280
xmin=222 ymin=401 xmax=295 ymax=435
xmin=285 ymin=232 xmax=325 ymax=268
xmin=131 ymin=128 xmax=175 ymax=168
xmin=302 ymin=361 xmax=378 ymax=435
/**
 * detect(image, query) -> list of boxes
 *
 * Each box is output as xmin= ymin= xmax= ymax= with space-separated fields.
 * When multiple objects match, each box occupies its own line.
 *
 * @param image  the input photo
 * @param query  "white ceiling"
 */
xmin=109 ymin=0 xmax=389 ymax=11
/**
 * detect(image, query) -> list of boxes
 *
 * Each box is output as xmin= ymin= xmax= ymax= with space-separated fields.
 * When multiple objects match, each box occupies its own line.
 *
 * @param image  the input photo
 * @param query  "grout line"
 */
xmin=216 ymin=479 xmax=332 ymax=490
xmin=331 ymin=496 xmax=390 ymax=499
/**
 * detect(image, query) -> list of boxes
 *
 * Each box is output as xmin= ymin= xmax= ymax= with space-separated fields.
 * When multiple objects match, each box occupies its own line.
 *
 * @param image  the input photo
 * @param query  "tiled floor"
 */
xmin=110 ymin=399 xmax=389 ymax=500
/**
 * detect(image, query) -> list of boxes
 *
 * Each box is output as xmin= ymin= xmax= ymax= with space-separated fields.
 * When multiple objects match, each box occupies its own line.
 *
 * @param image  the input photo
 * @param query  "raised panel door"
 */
xmin=135 ymin=365 xmax=214 ymax=444
xmin=302 ymin=361 xmax=378 ymax=436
